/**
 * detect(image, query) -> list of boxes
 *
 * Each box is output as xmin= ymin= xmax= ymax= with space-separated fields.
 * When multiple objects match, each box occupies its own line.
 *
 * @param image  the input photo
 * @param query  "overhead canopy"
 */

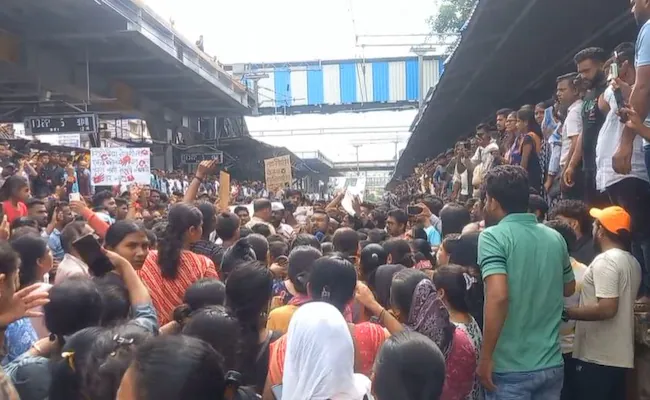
xmin=0 ymin=0 xmax=253 ymax=121
xmin=394 ymin=0 xmax=636 ymax=178
xmin=217 ymin=136 xmax=309 ymax=182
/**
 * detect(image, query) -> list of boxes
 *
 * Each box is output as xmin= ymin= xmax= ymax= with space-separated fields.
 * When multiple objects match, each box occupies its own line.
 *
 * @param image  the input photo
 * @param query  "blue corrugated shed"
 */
xmin=274 ymin=68 xmax=291 ymax=107
xmin=405 ymin=59 xmax=419 ymax=101
xmin=252 ymin=57 xmax=443 ymax=108
xmin=339 ymin=63 xmax=357 ymax=104
xmin=307 ymin=68 xmax=324 ymax=105
xmin=372 ymin=62 xmax=389 ymax=102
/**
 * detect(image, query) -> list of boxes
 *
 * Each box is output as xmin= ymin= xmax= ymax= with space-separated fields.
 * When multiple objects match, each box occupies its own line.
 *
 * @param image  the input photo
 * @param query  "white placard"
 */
xmin=90 ymin=147 xmax=151 ymax=186
xmin=264 ymin=155 xmax=292 ymax=191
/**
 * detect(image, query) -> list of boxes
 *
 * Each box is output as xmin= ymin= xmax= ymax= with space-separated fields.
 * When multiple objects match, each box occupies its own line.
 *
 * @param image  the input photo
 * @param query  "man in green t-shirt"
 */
xmin=478 ymin=165 xmax=576 ymax=399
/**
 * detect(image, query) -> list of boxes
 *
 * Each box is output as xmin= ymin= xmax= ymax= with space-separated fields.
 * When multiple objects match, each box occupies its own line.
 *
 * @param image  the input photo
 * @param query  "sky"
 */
xmin=146 ymin=0 xmax=437 ymax=63
xmin=145 ymin=0 xmax=437 ymax=162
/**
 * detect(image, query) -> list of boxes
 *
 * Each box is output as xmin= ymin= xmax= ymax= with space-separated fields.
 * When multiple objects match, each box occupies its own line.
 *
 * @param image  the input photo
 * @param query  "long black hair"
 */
xmin=157 ymin=203 xmax=203 ymax=279
xmin=104 ymin=220 xmax=143 ymax=248
xmin=225 ymin=260 xmax=273 ymax=388
xmin=10 ymin=233 xmax=49 ymax=288
xmin=382 ymin=239 xmax=414 ymax=268
xmin=220 ymin=238 xmax=256 ymax=281
xmin=390 ymin=269 xmax=430 ymax=317
xmin=308 ymin=255 xmax=357 ymax=312
xmin=173 ymin=278 xmax=226 ymax=324
xmin=287 ymin=245 xmax=322 ymax=295
xmin=517 ymin=108 xmax=543 ymax=139
xmin=49 ymin=327 xmax=104 ymax=400
xmin=373 ymin=330 xmax=446 ymax=400
xmin=359 ymin=243 xmax=388 ymax=283
xmin=433 ymin=264 xmax=484 ymax=328
xmin=129 ymin=335 xmax=227 ymax=400
xmin=50 ymin=323 xmax=151 ymax=400
xmin=181 ymin=305 xmax=240 ymax=372
xmin=411 ymin=238 xmax=436 ymax=266
xmin=0 ymin=175 xmax=28 ymax=202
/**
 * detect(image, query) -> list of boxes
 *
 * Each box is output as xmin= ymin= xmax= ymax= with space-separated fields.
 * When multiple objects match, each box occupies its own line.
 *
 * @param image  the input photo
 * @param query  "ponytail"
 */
xmin=157 ymin=204 xmax=202 ymax=279
xmin=433 ymin=264 xmax=484 ymax=328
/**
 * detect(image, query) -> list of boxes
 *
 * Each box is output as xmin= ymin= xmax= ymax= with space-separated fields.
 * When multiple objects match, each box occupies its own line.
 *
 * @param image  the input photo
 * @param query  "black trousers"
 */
xmin=573 ymin=359 xmax=627 ymax=400
xmin=561 ymin=353 xmax=577 ymax=400
xmin=607 ymin=177 xmax=650 ymax=295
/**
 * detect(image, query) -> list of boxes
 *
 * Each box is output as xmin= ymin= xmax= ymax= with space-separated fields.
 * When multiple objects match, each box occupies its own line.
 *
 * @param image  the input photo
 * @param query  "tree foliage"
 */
xmin=428 ymin=0 xmax=476 ymax=34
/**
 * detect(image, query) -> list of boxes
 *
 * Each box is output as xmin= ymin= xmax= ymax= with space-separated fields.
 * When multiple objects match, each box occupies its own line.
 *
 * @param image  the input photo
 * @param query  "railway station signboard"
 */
xmin=24 ymin=113 xmax=98 ymax=135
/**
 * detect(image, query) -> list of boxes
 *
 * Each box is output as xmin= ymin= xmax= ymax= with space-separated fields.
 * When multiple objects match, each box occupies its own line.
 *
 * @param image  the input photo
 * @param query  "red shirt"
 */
xmin=138 ymin=250 xmax=219 ymax=325
xmin=2 ymin=201 xmax=27 ymax=224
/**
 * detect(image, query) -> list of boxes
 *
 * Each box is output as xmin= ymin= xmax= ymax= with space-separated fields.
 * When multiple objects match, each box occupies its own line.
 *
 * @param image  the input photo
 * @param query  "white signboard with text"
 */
xmin=264 ymin=155 xmax=292 ymax=191
xmin=90 ymin=147 xmax=151 ymax=186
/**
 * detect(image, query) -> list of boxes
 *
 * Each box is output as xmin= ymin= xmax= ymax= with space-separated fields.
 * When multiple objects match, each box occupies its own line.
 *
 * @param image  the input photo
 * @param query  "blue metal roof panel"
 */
xmin=307 ymin=68 xmax=324 ymax=105
xmin=372 ymin=62 xmax=389 ymax=102
xmin=339 ymin=63 xmax=357 ymax=104
xmin=274 ymin=68 xmax=291 ymax=108
xmin=405 ymin=59 xmax=419 ymax=101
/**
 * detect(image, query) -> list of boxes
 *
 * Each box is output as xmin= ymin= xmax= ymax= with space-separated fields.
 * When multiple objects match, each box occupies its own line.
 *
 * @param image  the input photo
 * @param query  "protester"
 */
xmin=549 ymin=199 xmax=597 ymax=265
xmin=478 ymin=165 xmax=575 ymax=398
xmin=281 ymin=302 xmax=372 ymax=400
xmin=138 ymin=203 xmax=218 ymax=325
xmin=3 ymin=42 xmax=650 ymax=400
xmin=0 ymin=176 xmax=29 ymax=224
xmin=544 ymin=218 xmax=587 ymax=400
xmin=104 ymin=221 xmax=151 ymax=270
xmin=266 ymin=245 xmax=322 ymax=333
xmin=566 ymin=206 xmax=641 ymax=400
xmin=433 ymin=264 xmax=484 ymax=399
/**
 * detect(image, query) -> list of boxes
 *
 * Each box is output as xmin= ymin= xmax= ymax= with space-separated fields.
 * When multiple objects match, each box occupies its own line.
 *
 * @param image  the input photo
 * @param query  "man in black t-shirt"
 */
xmin=563 ymin=47 xmax=609 ymax=206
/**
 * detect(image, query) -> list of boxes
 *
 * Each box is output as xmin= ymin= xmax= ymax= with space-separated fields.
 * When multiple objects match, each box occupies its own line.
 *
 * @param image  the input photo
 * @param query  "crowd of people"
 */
xmin=0 ymin=154 xmax=484 ymax=400
xmin=0 ymin=4 xmax=648 ymax=400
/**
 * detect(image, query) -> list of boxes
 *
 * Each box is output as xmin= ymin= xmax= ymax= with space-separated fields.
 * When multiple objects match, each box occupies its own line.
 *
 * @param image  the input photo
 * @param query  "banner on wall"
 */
xmin=264 ymin=155 xmax=292 ymax=191
xmin=90 ymin=147 xmax=151 ymax=186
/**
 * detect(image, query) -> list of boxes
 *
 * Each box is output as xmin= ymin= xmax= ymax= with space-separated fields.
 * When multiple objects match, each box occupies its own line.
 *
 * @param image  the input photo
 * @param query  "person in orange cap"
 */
xmin=565 ymin=205 xmax=641 ymax=400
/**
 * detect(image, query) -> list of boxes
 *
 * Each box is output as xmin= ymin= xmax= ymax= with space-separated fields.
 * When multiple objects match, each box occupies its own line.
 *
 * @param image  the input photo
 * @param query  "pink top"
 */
xmin=441 ymin=328 xmax=478 ymax=400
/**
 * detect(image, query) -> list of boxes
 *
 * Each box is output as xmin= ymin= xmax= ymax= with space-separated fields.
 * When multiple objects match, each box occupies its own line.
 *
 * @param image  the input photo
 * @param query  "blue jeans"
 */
xmin=485 ymin=365 xmax=564 ymax=400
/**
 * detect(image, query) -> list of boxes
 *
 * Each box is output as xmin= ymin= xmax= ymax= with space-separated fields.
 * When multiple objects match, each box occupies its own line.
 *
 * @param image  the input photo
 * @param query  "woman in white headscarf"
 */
xmin=281 ymin=302 xmax=372 ymax=400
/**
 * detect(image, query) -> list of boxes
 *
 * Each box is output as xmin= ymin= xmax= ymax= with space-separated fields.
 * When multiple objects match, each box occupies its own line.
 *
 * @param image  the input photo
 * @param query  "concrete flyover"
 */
xmin=0 ymin=0 xmax=256 ymax=167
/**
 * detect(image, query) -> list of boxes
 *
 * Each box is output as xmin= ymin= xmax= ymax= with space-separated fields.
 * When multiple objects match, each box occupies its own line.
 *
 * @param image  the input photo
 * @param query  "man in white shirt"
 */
xmin=245 ymin=198 xmax=276 ymax=235
xmin=556 ymin=73 xmax=583 ymax=200
xmin=451 ymin=143 xmax=472 ymax=202
xmin=566 ymin=206 xmax=641 ymax=400
xmin=471 ymin=124 xmax=501 ymax=192
xmin=597 ymin=42 xmax=650 ymax=297
xmin=270 ymin=202 xmax=295 ymax=241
